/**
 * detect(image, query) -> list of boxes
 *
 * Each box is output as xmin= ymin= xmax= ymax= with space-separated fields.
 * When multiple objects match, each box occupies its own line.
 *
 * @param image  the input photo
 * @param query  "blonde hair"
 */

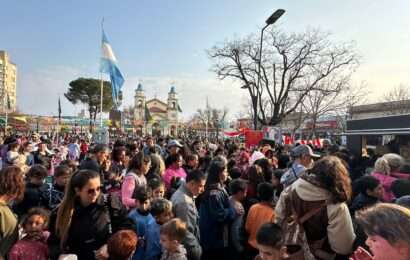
xmin=160 ymin=218 xmax=187 ymax=242
xmin=56 ymin=170 xmax=100 ymax=247
xmin=356 ymin=203 xmax=410 ymax=245
xmin=374 ymin=153 xmax=404 ymax=175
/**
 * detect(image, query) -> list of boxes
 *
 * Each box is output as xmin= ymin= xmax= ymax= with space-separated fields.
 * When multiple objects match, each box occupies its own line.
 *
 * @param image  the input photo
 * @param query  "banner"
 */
xmin=245 ymin=130 xmax=264 ymax=148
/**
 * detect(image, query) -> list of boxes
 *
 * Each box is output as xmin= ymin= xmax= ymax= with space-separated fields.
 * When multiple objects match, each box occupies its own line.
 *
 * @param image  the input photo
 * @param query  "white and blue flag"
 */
xmin=99 ymin=30 xmax=124 ymax=107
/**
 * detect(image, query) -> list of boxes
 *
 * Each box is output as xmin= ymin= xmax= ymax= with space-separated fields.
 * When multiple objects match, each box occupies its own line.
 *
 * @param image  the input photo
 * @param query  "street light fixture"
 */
xmin=265 ymin=9 xmax=286 ymax=25
xmin=254 ymin=9 xmax=285 ymax=129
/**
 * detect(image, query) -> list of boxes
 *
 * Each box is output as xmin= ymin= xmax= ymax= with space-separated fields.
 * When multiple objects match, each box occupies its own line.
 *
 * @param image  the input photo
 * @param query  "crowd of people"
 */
xmin=0 ymin=132 xmax=409 ymax=260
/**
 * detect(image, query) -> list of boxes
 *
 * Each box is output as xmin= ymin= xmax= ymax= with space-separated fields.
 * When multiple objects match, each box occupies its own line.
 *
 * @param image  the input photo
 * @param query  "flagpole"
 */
xmin=100 ymin=73 xmax=103 ymax=128
xmin=205 ymin=96 xmax=209 ymax=140
xmin=100 ymin=18 xmax=105 ymax=129
xmin=56 ymin=96 xmax=60 ymax=146
xmin=4 ymin=94 xmax=8 ymax=136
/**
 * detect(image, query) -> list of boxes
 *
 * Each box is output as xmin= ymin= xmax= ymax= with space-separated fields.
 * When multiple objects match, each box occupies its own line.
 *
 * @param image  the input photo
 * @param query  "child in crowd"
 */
xmin=228 ymin=179 xmax=247 ymax=258
xmin=8 ymin=207 xmax=50 ymax=260
xmin=107 ymin=229 xmax=138 ymax=260
xmin=44 ymin=165 xmax=72 ymax=210
xmin=160 ymin=218 xmax=188 ymax=260
xmin=245 ymin=183 xmax=276 ymax=258
xmin=128 ymin=186 xmax=155 ymax=260
xmin=255 ymin=223 xmax=287 ymax=260
xmin=145 ymin=198 xmax=174 ymax=260
xmin=145 ymin=198 xmax=201 ymax=260
xmin=13 ymin=165 xmax=49 ymax=217
xmin=149 ymin=178 xmax=166 ymax=199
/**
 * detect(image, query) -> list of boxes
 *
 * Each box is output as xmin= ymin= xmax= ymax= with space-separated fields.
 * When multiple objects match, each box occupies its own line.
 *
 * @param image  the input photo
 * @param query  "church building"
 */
xmin=134 ymin=83 xmax=181 ymax=136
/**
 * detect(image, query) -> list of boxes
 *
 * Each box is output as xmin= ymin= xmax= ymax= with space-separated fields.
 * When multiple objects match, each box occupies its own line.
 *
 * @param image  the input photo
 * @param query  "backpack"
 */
xmin=281 ymin=189 xmax=333 ymax=260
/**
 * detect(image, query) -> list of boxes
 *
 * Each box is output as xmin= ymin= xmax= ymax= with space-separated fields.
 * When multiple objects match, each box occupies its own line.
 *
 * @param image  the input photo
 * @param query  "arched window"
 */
xmin=172 ymin=102 xmax=176 ymax=109
xmin=138 ymin=100 xmax=143 ymax=108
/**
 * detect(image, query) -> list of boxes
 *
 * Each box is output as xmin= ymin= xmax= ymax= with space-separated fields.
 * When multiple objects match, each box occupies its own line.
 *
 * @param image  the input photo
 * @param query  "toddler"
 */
xmin=8 ymin=207 xmax=50 ymax=260
xmin=160 ymin=218 xmax=187 ymax=260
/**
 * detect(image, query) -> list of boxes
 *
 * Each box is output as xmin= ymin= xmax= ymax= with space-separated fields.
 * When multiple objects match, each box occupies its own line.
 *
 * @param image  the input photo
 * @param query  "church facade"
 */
xmin=133 ymin=83 xmax=181 ymax=136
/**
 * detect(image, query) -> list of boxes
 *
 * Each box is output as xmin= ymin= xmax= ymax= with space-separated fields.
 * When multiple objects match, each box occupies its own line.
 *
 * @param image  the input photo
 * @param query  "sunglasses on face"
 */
xmin=87 ymin=187 xmax=101 ymax=194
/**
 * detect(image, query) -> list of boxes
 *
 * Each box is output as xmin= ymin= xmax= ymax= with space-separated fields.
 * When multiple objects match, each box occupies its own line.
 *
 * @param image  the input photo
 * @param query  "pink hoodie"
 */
xmin=371 ymin=172 xmax=410 ymax=202
xmin=162 ymin=166 xmax=186 ymax=190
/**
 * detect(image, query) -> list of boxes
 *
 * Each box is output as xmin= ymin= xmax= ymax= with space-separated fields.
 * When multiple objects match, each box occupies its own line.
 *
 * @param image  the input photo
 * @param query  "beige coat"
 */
xmin=275 ymin=178 xmax=356 ymax=255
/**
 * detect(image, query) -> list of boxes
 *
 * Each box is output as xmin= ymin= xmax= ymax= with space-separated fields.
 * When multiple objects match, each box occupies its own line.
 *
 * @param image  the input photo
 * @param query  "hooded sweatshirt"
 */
xmin=275 ymin=177 xmax=356 ymax=255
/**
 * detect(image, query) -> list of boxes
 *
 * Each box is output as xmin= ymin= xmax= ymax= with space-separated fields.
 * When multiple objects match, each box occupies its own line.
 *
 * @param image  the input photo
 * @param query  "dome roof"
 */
xmin=136 ymin=83 xmax=143 ymax=91
xmin=169 ymin=86 xmax=176 ymax=94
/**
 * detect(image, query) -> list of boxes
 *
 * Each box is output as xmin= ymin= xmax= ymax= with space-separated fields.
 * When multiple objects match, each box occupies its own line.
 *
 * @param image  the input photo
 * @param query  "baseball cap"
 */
xmin=290 ymin=144 xmax=320 ymax=158
xmin=167 ymin=139 xmax=183 ymax=148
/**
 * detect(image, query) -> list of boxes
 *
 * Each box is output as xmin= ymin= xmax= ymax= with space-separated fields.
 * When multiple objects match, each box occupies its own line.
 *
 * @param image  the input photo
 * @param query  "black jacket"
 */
xmin=13 ymin=182 xmax=49 ymax=218
xmin=48 ymin=194 xmax=134 ymax=260
xmin=350 ymin=193 xmax=379 ymax=217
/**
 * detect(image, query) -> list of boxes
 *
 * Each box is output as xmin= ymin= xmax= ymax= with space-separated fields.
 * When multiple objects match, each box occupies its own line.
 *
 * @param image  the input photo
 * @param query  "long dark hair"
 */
xmin=56 ymin=170 xmax=100 ymax=245
xmin=127 ymin=152 xmax=150 ymax=174
xmin=310 ymin=156 xmax=352 ymax=203
xmin=205 ymin=156 xmax=227 ymax=191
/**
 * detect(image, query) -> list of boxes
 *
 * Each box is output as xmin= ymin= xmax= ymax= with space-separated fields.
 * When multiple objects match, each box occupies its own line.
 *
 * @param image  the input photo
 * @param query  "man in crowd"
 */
xmin=170 ymin=170 xmax=206 ymax=241
xmin=280 ymin=144 xmax=319 ymax=187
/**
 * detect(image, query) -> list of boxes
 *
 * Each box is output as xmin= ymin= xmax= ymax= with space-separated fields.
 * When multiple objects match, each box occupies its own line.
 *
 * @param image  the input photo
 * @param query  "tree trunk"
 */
xmin=252 ymin=96 xmax=258 ymax=130
xmin=89 ymin=108 xmax=93 ymax=132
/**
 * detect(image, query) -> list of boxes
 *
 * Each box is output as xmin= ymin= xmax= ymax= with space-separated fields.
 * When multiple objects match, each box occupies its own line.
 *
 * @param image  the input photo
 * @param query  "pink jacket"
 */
xmin=121 ymin=172 xmax=147 ymax=209
xmin=371 ymin=172 xmax=410 ymax=202
xmin=163 ymin=167 xmax=187 ymax=190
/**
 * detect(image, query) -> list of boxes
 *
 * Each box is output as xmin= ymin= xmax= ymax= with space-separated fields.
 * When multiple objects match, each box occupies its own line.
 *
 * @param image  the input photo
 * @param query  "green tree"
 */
xmin=65 ymin=77 xmax=121 ymax=128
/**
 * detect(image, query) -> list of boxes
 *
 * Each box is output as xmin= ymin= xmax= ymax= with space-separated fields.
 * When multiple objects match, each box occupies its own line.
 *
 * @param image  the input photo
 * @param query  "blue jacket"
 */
xmin=199 ymin=184 xmax=236 ymax=251
xmin=144 ymin=219 xmax=161 ymax=260
xmin=128 ymin=209 xmax=155 ymax=260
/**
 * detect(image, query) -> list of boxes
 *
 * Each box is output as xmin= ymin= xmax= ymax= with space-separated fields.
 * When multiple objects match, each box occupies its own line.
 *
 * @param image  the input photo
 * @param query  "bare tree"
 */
xmin=122 ymin=105 xmax=135 ymax=125
xmin=209 ymin=28 xmax=359 ymax=129
xmin=303 ymin=80 xmax=368 ymax=136
xmin=194 ymin=106 xmax=229 ymax=138
xmin=382 ymin=84 xmax=410 ymax=114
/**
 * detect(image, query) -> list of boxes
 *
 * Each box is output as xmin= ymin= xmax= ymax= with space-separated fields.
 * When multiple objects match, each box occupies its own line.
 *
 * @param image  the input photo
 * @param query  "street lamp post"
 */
xmin=255 ymin=9 xmax=285 ymax=129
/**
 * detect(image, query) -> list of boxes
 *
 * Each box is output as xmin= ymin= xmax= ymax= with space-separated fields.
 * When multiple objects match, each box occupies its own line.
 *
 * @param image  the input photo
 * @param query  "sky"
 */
xmin=1 ymin=0 xmax=410 ymax=120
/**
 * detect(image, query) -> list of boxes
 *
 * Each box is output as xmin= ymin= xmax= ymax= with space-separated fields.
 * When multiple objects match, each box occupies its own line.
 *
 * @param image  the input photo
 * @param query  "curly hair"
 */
xmin=22 ymin=207 xmax=50 ymax=228
xmin=310 ymin=156 xmax=352 ymax=203
xmin=0 ymin=166 xmax=25 ymax=201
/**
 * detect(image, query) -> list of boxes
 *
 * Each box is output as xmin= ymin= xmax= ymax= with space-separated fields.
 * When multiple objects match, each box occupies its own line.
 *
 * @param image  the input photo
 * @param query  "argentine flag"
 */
xmin=99 ymin=30 xmax=124 ymax=107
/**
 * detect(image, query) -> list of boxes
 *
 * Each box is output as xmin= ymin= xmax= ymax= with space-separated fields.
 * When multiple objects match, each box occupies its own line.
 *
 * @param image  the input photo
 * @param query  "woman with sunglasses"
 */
xmin=48 ymin=169 xmax=132 ymax=260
